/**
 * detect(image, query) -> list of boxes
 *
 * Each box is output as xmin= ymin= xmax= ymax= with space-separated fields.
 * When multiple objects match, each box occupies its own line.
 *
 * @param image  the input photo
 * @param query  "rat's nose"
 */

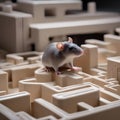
xmin=77 ymin=48 xmax=84 ymax=56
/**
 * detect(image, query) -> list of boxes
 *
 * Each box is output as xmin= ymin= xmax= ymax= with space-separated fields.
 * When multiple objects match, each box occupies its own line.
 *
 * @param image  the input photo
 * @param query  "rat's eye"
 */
xmin=69 ymin=47 xmax=74 ymax=51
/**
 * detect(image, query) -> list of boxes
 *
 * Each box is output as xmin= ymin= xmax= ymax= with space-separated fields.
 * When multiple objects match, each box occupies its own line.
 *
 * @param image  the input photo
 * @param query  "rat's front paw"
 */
xmin=42 ymin=67 xmax=52 ymax=73
xmin=71 ymin=66 xmax=81 ymax=72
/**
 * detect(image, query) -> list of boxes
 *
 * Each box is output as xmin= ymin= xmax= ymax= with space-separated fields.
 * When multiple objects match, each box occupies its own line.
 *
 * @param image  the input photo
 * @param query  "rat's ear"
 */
xmin=68 ymin=37 xmax=73 ymax=43
xmin=56 ymin=42 xmax=64 ymax=51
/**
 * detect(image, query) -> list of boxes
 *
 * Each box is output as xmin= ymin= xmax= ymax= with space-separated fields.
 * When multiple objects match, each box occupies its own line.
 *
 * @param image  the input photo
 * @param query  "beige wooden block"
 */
xmin=74 ymin=44 xmax=98 ymax=74
xmin=0 ymin=12 xmax=22 ymax=53
xmin=55 ymin=72 xmax=83 ymax=87
xmin=2 ymin=4 xmax=33 ymax=52
xmin=0 ymin=63 xmax=21 ymax=82
xmin=105 ymin=78 xmax=118 ymax=83
xmin=2 ymin=4 xmax=13 ymax=13
xmin=73 ymin=11 xmax=120 ymax=20
xmin=1 ymin=69 xmax=12 ymax=83
xmin=41 ymin=82 xmax=56 ymax=103
xmin=77 ymin=102 xmax=94 ymax=111
xmin=0 ymin=62 xmax=14 ymax=69
xmin=41 ymin=82 xmax=92 ymax=103
xmin=0 ymin=70 xmax=8 ymax=92
xmin=90 ymin=68 xmax=106 ymax=78
xmin=87 ymin=2 xmax=96 ymax=13
xmin=16 ymin=0 xmax=82 ymax=22
xmin=0 ymin=104 xmax=37 ymax=120
xmin=98 ymin=48 xmax=116 ymax=64
xmin=31 ymin=10 xmax=120 ymax=30
xmin=104 ymin=34 xmax=120 ymax=54
xmin=11 ymin=63 xmax=40 ymax=88
xmin=35 ymin=68 xmax=53 ymax=82
xmin=0 ymin=11 xmax=32 ymax=52
xmin=27 ymin=56 xmax=42 ymax=64
xmin=85 ymin=39 xmax=110 ymax=48
xmin=53 ymin=86 xmax=99 ymax=113
xmin=16 ymin=111 xmax=36 ymax=120
xmin=16 ymin=0 xmax=119 ymax=23
xmin=84 ymin=77 xmax=108 ymax=88
xmin=0 ymin=91 xmax=31 ymax=113
xmin=77 ymin=71 xmax=91 ymax=78
xmin=6 ymin=54 xmax=24 ymax=64
xmin=32 ymin=98 xmax=68 ymax=119
xmin=82 ymin=44 xmax=98 ymax=68
xmin=109 ymin=84 xmax=120 ymax=95
xmin=97 ymin=63 xmax=107 ymax=71
xmin=6 ymin=51 xmax=42 ymax=64
xmin=0 ymin=61 xmax=40 ymax=83
xmin=30 ymin=17 xmax=120 ymax=51
xmin=107 ymin=56 xmax=120 ymax=82
xmin=62 ymin=100 xmax=120 ymax=120
xmin=0 ymin=103 xmax=57 ymax=120
xmin=104 ymin=84 xmax=119 ymax=95
xmin=99 ymin=97 xmax=112 ymax=105
xmin=100 ymin=89 xmax=120 ymax=102
xmin=14 ymin=51 xmax=42 ymax=61
xmin=19 ymin=78 xmax=43 ymax=102
xmin=0 ymin=103 xmax=20 ymax=120
xmin=0 ymin=1 xmax=16 ymax=8
xmin=85 ymin=39 xmax=116 ymax=63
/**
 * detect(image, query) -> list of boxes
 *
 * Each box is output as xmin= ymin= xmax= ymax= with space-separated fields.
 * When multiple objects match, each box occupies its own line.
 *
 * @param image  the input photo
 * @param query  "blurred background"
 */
xmin=83 ymin=0 xmax=120 ymax=12
xmin=5 ymin=0 xmax=120 ymax=12
xmin=0 ymin=0 xmax=119 ymax=51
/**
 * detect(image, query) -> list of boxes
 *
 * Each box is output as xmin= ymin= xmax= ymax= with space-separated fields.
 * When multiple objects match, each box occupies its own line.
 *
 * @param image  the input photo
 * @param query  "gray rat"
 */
xmin=42 ymin=37 xmax=84 ymax=74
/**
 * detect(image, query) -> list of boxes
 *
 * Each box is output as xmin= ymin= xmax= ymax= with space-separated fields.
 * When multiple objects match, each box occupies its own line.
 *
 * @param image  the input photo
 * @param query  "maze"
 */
xmin=0 ymin=32 xmax=120 ymax=119
xmin=0 ymin=0 xmax=120 ymax=120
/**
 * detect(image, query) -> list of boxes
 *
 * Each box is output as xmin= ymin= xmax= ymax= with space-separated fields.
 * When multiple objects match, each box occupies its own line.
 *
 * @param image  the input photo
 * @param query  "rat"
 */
xmin=42 ymin=37 xmax=84 ymax=74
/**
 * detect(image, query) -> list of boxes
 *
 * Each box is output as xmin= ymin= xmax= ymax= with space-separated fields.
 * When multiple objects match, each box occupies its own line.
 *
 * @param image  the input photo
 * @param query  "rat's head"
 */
xmin=56 ymin=37 xmax=84 ymax=58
